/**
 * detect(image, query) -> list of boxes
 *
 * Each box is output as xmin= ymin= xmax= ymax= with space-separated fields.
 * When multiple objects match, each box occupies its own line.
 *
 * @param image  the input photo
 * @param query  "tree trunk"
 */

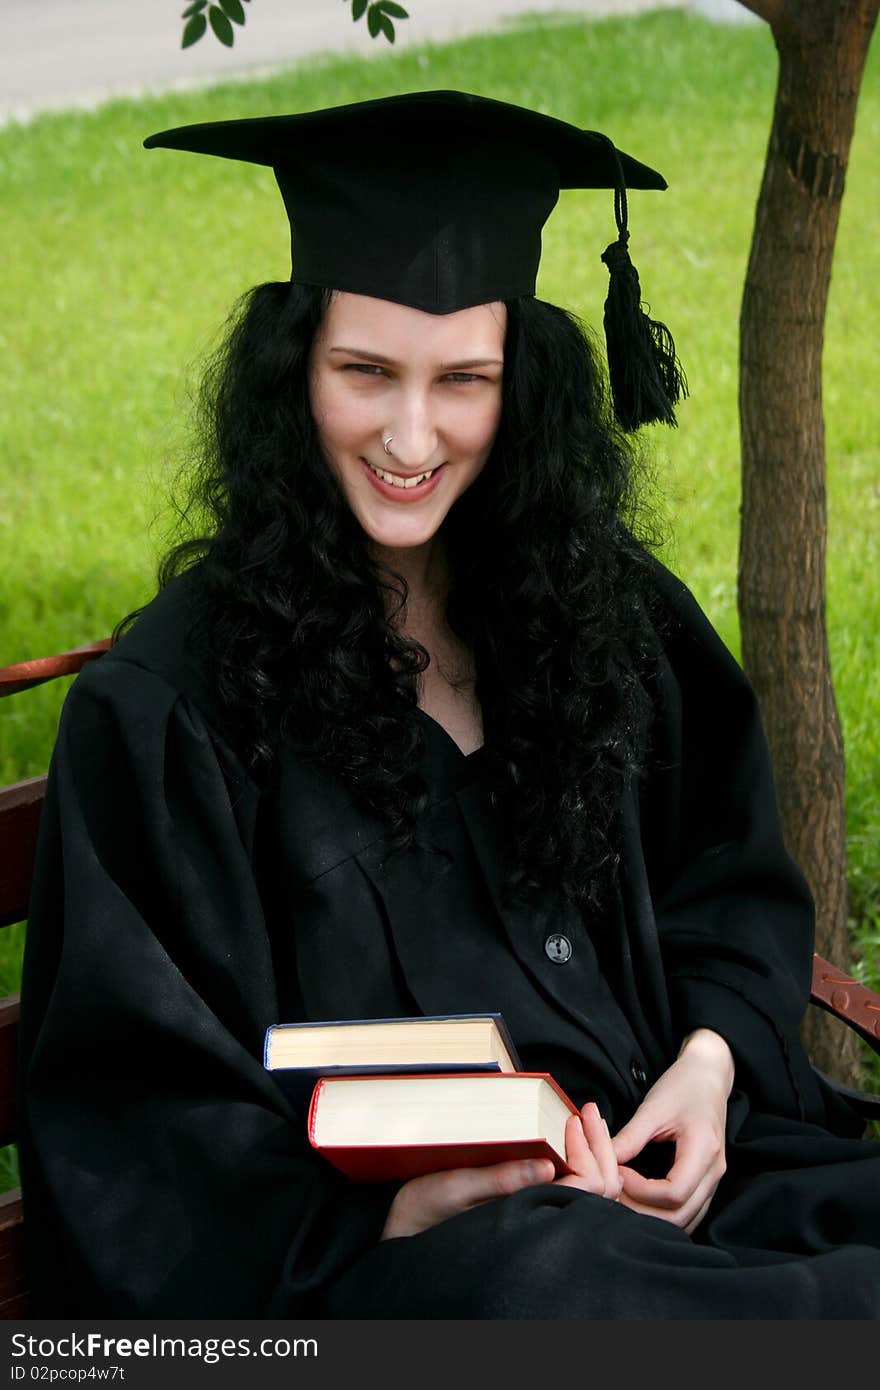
xmin=737 ymin=0 xmax=878 ymax=1085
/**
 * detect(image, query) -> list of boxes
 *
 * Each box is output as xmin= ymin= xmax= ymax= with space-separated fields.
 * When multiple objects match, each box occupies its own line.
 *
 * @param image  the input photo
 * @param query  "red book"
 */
xmin=307 ymin=1071 xmax=578 ymax=1182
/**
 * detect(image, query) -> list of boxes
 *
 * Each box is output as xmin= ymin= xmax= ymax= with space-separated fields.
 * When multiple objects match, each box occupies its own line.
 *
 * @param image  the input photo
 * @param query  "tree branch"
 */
xmin=735 ymin=0 xmax=783 ymax=26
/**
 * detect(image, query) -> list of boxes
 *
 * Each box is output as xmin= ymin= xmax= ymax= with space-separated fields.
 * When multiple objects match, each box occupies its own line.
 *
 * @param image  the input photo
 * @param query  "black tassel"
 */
xmin=601 ymin=182 xmax=687 ymax=432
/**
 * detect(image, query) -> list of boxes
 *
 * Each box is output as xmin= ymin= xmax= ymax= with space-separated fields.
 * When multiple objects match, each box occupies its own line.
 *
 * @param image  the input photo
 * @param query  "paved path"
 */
xmin=1 ymin=0 xmax=688 ymax=125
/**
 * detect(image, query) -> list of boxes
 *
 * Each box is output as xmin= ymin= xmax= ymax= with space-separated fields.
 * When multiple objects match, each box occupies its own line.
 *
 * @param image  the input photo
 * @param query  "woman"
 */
xmin=18 ymin=90 xmax=880 ymax=1317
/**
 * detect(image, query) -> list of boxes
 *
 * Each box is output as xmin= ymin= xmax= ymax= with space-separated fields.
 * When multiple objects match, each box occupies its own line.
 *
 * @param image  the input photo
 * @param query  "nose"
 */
xmin=384 ymin=388 xmax=439 ymax=471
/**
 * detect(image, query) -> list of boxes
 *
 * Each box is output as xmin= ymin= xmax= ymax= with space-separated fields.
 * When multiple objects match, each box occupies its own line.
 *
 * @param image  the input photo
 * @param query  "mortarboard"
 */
xmin=145 ymin=89 xmax=686 ymax=430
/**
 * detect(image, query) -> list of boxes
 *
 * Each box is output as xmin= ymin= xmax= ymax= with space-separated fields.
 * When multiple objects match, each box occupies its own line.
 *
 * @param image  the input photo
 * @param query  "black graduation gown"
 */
xmin=16 ymin=563 xmax=880 ymax=1318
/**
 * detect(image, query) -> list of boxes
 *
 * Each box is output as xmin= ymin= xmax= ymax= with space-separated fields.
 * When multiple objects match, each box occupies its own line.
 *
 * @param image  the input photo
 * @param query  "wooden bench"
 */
xmin=1 ymin=639 xmax=878 ymax=1318
xmin=0 ymin=640 xmax=111 ymax=1318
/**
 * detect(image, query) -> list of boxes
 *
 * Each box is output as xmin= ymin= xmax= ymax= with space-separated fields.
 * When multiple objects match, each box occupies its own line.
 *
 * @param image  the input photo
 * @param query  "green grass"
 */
xmin=2 ymin=10 xmax=878 ymax=1064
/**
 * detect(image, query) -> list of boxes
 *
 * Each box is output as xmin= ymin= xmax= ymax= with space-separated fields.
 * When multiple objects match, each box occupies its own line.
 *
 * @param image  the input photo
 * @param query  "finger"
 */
xmin=618 ymin=1124 xmax=716 ymax=1211
xmin=660 ymin=1170 xmax=720 ymax=1233
xmin=564 ymin=1106 xmax=611 ymax=1173
xmin=618 ymin=1188 xmax=681 ymax=1228
xmin=556 ymin=1105 xmax=622 ymax=1200
xmin=618 ymin=1166 xmax=680 ymax=1210
xmin=476 ymin=1156 xmax=558 ymax=1201
xmin=684 ymin=1191 xmax=715 ymax=1236
xmin=563 ymin=1111 xmax=593 ymax=1172
xmin=558 ymin=1112 xmax=605 ymax=1192
xmin=656 ymin=1130 xmax=709 ymax=1204
xmin=611 ymin=1108 xmax=662 ymax=1166
xmin=434 ymin=1157 xmax=557 ymax=1216
xmin=674 ymin=1146 xmax=726 ymax=1233
xmin=661 ymin=1126 xmax=725 ymax=1218
xmin=381 ymin=1157 xmax=556 ymax=1240
xmin=619 ymin=1167 xmax=721 ymax=1232
xmin=580 ymin=1103 xmax=622 ymax=1199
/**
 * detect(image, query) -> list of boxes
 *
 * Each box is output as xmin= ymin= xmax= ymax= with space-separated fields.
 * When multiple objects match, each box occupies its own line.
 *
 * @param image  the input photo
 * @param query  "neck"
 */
xmin=372 ymin=537 xmax=449 ymax=621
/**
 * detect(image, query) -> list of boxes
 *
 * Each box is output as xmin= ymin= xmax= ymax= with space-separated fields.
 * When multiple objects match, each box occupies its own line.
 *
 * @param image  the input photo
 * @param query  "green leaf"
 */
xmin=181 ymin=12 xmax=208 ymax=47
xmin=378 ymin=2 xmax=409 ymax=17
xmin=208 ymin=5 xmax=235 ymax=45
xmin=181 ymin=2 xmax=208 ymax=17
xmin=218 ymin=0 xmax=246 ymax=22
xmin=377 ymin=14 xmax=395 ymax=42
xmin=352 ymin=0 xmax=369 ymax=21
xmin=367 ymin=4 xmax=381 ymax=37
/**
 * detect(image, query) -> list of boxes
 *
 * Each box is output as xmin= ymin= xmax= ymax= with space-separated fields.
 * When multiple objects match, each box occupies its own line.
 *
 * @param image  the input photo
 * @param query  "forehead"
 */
xmin=319 ymin=291 xmax=506 ymax=356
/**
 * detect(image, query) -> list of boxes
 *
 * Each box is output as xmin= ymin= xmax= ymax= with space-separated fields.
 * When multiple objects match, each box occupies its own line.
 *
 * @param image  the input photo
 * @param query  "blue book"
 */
xmin=264 ymin=1012 xmax=521 ymax=1110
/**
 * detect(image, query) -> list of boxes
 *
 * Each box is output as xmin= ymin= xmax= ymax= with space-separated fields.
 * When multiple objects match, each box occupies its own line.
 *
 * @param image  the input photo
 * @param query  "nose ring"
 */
xmin=383 ymin=435 xmax=395 ymax=456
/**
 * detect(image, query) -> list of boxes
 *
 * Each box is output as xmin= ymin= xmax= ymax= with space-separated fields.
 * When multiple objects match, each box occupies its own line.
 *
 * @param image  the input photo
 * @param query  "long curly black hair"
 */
xmin=144 ymin=280 xmax=664 ymax=909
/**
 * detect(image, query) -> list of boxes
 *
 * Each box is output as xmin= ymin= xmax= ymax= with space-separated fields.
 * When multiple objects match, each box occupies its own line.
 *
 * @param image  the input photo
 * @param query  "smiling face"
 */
xmin=308 ymin=292 xmax=506 ymax=560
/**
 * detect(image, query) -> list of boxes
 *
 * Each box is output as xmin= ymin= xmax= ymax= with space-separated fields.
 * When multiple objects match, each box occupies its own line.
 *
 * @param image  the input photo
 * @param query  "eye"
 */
xmin=443 ymin=373 xmax=481 ymax=384
xmin=344 ymin=363 xmax=387 ymax=377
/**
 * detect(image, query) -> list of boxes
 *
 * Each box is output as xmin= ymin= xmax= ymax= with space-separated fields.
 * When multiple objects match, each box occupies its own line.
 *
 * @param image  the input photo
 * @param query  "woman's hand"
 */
xmin=380 ymin=1156 xmax=556 ymax=1240
xmin=554 ymin=1101 xmax=623 ymax=1200
xmin=611 ymin=1028 xmax=735 ymax=1235
xmin=380 ymin=1101 xmax=620 ymax=1241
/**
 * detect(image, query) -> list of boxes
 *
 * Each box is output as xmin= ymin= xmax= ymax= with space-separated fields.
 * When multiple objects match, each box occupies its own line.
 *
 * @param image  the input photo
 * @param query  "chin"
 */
xmin=360 ymin=513 xmax=445 ymax=551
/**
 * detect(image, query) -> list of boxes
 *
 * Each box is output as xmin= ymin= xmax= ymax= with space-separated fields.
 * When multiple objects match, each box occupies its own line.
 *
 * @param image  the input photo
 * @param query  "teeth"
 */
xmin=369 ymin=462 xmax=435 ymax=489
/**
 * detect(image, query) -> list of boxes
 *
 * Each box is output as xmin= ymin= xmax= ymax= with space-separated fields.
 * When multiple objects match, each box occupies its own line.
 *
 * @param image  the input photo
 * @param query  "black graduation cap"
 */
xmin=145 ymin=90 xmax=686 ymax=430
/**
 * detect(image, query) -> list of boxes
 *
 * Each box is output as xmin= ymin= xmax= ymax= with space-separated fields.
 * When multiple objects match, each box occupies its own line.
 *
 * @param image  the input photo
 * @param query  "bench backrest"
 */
xmin=0 ymin=641 xmax=110 ymax=1317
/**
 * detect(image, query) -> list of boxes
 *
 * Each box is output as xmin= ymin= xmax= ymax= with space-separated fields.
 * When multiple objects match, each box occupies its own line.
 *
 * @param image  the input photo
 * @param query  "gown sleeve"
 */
xmin=17 ymin=652 xmax=396 ymax=1316
xmin=639 ymin=565 xmax=843 ymax=1124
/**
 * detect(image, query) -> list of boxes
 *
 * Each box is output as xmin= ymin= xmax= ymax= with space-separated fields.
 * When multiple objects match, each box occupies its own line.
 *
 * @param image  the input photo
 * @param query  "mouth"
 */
xmin=366 ymin=460 xmax=436 ymax=489
xmin=361 ymin=457 xmax=445 ymax=501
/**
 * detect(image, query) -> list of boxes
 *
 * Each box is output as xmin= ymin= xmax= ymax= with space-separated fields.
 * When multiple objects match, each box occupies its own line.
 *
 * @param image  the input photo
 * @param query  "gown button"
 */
xmin=544 ymin=933 xmax=572 ymax=964
xmin=630 ymin=1059 xmax=648 ymax=1089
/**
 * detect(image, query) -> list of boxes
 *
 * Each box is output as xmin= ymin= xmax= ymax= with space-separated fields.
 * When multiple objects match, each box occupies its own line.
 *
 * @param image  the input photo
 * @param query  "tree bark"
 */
xmin=738 ymin=0 xmax=878 ymax=1084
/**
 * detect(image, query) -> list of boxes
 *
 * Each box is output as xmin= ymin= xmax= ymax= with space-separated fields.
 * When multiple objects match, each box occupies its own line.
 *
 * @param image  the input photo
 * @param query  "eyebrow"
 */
xmin=329 ymin=346 xmax=503 ymax=369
